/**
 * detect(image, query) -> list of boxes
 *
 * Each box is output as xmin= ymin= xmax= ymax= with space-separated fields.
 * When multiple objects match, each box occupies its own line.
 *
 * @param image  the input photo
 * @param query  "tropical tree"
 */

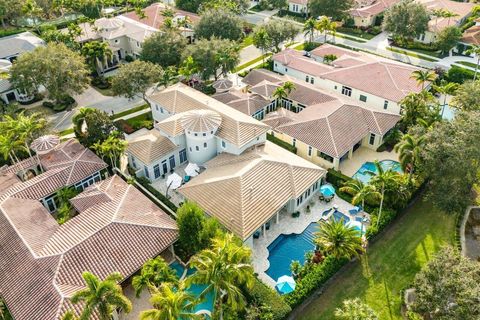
xmin=0 ymin=133 xmax=26 ymax=166
xmin=178 ymin=56 xmax=199 ymax=87
xmin=309 ymin=0 xmax=354 ymax=21
xmin=81 ymin=40 xmax=112 ymax=76
xmin=394 ymin=134 xmax=425 ymax=180
xmin=410 ymin=70 xmax=436 ymax=90
xmin=132 ymin=256 xmax=178 ymax=297
xmin=316 ymin=16 xmax=336 ymax=43
xmin=14 ymin=111 xmax=47 ymax=157
xmin=261 ymin=19 xmax=300 ymax=52
xmin=466 ymin=44 xmax=480 ymax=80
xmin=187 ymin=233 xmax=255 ymax=318
xmin=339 ymin=179 xmax=381 ymax=209
xmin=71 ymin=271 xmax=132 ymax=320
xmin=252 ymin=27 xmax=272 ymax=64
xmin=314 ymin=218 xmax=364 ymax=259
xmin=450 ymin=80 xmax=480 ymax=112
xmin=140 ymin=31 xmax=187 ymax=68
xmin=92 ymin=133 xmax=127 ymax=169
xmin=282 ymin=81 xmax=296 ymax=95
xmin=435 ymin=26 xmax=462 ymax=55
xmin=139 ymin=282 xmax=201 ymax=320
xmin=304 ymin=18 xmax=317 ymax=44
xmin=433 ymin=80 xmax=458 ymax=117
xmin=273 ymin=86 xmax=287 ymax=107
xmin=61 ymin=310 xmax=78 ymax=320
xmin=382 ymin=0 xmax=430 ymax=41
xmin=335 ymin=298 xmax=378 ymax=320
xmin=399 ymin=90 xmax=440 ymax=129
xmin=368 ymin=160 xmax=401 ymax=227
xmin=22 ymin=0 xmax=43 ymax=32
xmin=194 ymin=8 xmax=243 ymax=41
xmin=157 ymin=66 xmax=178 ymax=89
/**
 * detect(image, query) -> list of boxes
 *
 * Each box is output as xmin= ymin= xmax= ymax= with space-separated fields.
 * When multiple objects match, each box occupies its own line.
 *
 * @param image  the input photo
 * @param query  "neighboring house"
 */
xmin=126 ymin=83 xmax=326 ymax=246
xmin=349 ymin=0 xmax=400 ymax=27
xmin=461 ymin=18 xmax=480 ymax=47
xmin=0 ymin=32 xmax=45 ymax=104
xmin=415 ymin=0 xmax=474 ymax=44
xmin=0 ymin=139 xmax=178 ymax=320
xmin=70 ymin=2 xmax=199 ymax=72
xmin=287 ymin=0 xmax=308 ymax=15
xmin=237 ymin=69 xmax=400 ymax=170
xmin=272 ymin=45 xmax=427 ymax=113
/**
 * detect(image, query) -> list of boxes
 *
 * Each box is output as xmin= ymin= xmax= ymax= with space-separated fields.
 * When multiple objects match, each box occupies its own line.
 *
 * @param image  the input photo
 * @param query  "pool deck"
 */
xmin=338 ymin=147 xmax=399 ymax=177
xmin=252 ymin=195 xmax=366 ymax=287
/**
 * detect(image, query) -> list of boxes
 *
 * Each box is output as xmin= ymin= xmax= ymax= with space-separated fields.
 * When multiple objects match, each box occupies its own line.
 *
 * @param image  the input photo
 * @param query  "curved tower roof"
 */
xmin=180 ymin=109 xmax=222 ymax=133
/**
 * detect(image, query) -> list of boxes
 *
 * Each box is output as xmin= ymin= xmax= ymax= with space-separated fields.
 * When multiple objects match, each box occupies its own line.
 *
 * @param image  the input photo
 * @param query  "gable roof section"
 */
xmin=0 ymin=31 xmax=45 ymax=59
xmin=179 ymin=141 xmax=325 ymax=240
xmin=128 ymin=129 xmax=178 ymax=163
xmin=122 ymin=3 xmax=199 ymax=30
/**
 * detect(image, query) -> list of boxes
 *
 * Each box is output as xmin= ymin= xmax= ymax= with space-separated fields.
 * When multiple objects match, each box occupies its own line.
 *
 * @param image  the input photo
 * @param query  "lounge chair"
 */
xmin=253 ymin=230 xmax=261 ymax=239
xmin=265 ymin=222 xmax=271 ymax=230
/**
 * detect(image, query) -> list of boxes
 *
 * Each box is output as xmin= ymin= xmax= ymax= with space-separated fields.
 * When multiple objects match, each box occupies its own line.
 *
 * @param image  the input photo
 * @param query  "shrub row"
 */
xmin=0 ymin=27 xmax=26 ymax=38
xmin=283 ymin=256 xmax=348 ymax=308
xmin=444 ymin=65 xmax=475 ymax=84
xmin=247 ymin=279 xmax=292 ymax=320
xmin=364 ymin=207 xmax=398 ymax=239
xmin=267 ymin=133 xmax=297 ymax=154
xmin=325 ymin=168 xmax=351 ymax=188
xmin=42 ymin=95 xmax=76 ymax=112
xmin=136 ymin=176 xmax=178 ymax=213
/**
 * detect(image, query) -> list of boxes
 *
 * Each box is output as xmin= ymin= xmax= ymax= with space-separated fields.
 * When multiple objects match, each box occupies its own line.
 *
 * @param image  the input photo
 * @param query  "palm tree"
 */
xmin=71 ymin=271 xmax=132 ymax=320
xmin=157 ymin=66 xmax=178 ymax=89
xmin=252 ymin=27 xmax=271 ymax=65
xmin=394 ymin=134 xmax=425 ymax=180
xmin=433 ymin=80 xmax=458 ymax=117
xmin=314 ymin=218 xmax=364 ymax=259
xmin=0 ymin=133 xmax=26 ymax=166
xmin=466 ymin=44 xmax=480 ymax=80
xmin=410 ymin=70 xmax=436 ymax=90
xmin=92 ymin=133 xmax=127 ymax=169
xmin=187 ymin=233 xmax=255 ymax=318
xmin=61 ymin=311 xmax=78 ymax=320
xmin=368 ymin=161 xmax=401 ymax=228
xmin=132 ymin=256 xmax=179 ymax=297
xmin=178 ymin=56 xmax=198 ymax=88
xmin=282 ymin=81 xmax=296 ymax=95
xmin=316 ymin=16 xmax=335 ymax=43
xmin=304 ymin=18 xmax=317 ymax=44
xmin=339 ymin=179 xmax=381 ymax=209
xmin=335 ymin=298 xmax=378 ymax=320
xmin=273 ymin=86 xmax=288 ymax=108
xmin=441 ymin=10 xmax=458 ymax=25
xmin=139 ymin=282 xmax=201 ymax=320
xmin=81 ymin=41 xmax=113 ymax=76
xmin=72 ymin=107 xmax=95 ymax=136
xmin=13 ymin=111 xmax=46 ymax=159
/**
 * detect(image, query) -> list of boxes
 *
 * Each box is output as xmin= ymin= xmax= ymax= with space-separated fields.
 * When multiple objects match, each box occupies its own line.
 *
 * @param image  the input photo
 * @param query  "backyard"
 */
xmin=298 ymin=194 xmax=456 ymax=320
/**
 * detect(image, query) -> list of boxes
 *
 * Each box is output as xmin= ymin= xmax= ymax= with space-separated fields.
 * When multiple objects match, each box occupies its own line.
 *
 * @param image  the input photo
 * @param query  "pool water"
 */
xmin=332 ymin=211 xmax=350 ymax=223
xmin=170 ymin=261 xmax=214 ymax=315
xmin=352 ymin=160 xmax=402 ymax=184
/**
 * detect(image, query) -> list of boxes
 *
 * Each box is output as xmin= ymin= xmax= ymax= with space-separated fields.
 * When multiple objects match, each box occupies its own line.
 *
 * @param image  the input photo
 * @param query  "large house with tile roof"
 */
xmin=126 ymin=83 xmax=326 ymax=246
xmin=220 ymin=68 xmax=400 ymax=170
xmin=0 ymin=139 xmax=178 ymax=320
xmin=272 ymin=45 xmax=428 ymax=113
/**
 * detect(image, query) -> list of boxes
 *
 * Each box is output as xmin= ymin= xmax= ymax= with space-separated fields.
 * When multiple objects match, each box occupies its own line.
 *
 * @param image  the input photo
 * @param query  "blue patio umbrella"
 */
xmin=276 ymin=275 xmax=296 ymax=294
xmin=320 ymin=184 xmax=336 ymax=197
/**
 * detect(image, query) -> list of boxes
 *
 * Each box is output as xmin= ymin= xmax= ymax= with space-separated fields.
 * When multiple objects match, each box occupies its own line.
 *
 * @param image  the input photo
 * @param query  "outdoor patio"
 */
xmin=338 ymin=146 xmax=399 ymax=177
xmin=252 ymin=194 xmax=367 ymax=287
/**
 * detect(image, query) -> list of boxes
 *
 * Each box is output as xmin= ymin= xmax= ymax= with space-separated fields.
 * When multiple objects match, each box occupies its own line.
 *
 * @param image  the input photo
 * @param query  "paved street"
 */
xmin=48 ymin=86 xmax=144 ymax=132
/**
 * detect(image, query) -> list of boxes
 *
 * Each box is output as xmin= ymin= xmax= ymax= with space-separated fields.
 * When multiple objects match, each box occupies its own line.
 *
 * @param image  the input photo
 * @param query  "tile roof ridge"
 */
xmin=325 ymin=116 xmax=339 ymax=157
xmin=112 ymin=183 xmax=132 ymax=222
xmin=113 ymin=220 xmax=179 ymax=231
xmin=382 ymin=62 xmax=403 ymax=93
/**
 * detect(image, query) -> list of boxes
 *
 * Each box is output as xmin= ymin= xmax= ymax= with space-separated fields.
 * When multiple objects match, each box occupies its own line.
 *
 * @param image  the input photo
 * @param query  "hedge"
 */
xmin=267 ymin=133 xmax=297 ymax=154
xmin=326 ymin=168 xmax=352 ymax=188
xmin=136 ymin=176 xmax=178 ymax=213
xmin=247 ymin=279 xmax=291 ymax=320
xmin=283 ymin=256 xmax=349 ymax=308
xmin=445 ymin=65 xmax=475 ymax=84
xmin=365 ymin=207 xmax=398 ymax=239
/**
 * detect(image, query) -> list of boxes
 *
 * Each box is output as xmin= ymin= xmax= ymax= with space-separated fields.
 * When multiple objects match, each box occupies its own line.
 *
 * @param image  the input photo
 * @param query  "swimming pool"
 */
xmin=352 ymin=160 xmax=402 ymax=184
xmin=170 ymin=261 xmax=214 ymax=315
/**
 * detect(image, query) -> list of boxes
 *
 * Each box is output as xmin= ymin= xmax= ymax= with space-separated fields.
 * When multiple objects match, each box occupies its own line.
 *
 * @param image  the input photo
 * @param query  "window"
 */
xmin=210 ymin=131 xmax=213 ymax=134
xmin=162 ymin=160 xmax=168 ymax=174
xmin=195 ymin=146 xmax=199 ymax=151
xmin=169 ymin=155 xmax=176 ymax=169
xmin=179 ymin=149 xmax=187 ymax=163
xmin=115 ymin=39 xmax=119 ymax=43
xmin=44 ymin=195 xmax=57 ymax=213
xmin=292 ymin=138 xmax=296 ymax=147
xmin=144 ymin=166 xmax=150 ymax=178
xmin=383 ymin=100 xmax=389 ymax=110
xmin=308 ymin=146 xmax=312 ymax=156
xmin=341 ymin=86 xmax=352 ymax=97
xmin=160 ymin=107 xmax=164 ymax=113
xmin=136 ymin=41 xmax=140 ymax=47
xmin=334 ymin=85 xmax=338 ymax=90
xmin=194 ymin=133 xmax=198 ymax=136
xmin=203 ymin=133 xmax=206 ymax=136
xmin=317 ymin=151 xmax=334 ymax=163
xmin=203 ymin=142 xmax=207 ymax=148
xmin=154 ymin=164 xmax=161 ymax=179
xmin=285 ymin=68 xmax=288 ymax=72
xmin=131 ymin=156 xmax=137 ymax=169
xmin=310 ymin=77 xmax=314 ymax=84
xmin=155 ymin=105 xmax=159 ymax=111
xmin=275 ymin=63 xmax=277 ymax=67
xmin=359 ymin=95 xmax=367 ymax=102
xmin=221 ymin=140 xmax=226 ymax=148
xmin=306 ymin=75 xmax=309 ymax=82
xmin=369 ymin=133 xmax=376 ymax=145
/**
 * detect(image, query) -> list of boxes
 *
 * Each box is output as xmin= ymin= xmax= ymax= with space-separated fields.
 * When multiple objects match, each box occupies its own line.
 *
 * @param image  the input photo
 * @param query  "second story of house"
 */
xmin=272 ymin=45 xmax=427 ymax=113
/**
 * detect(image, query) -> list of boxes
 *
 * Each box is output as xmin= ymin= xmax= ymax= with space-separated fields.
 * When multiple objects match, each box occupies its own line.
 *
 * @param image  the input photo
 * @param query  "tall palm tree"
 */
xmin=466 ymin=44 xmax=480 ymax=80
xmin=433 ymin=80 xmax=458 ymax=117
xmin=339 ymin=179 xmax=381 ymax=209
xmin=303 ymin=18 xmax=317 ymax=44
xmin=71 ymin=271 xmax=132 ymax=320
xmin=92 ymin=133 xmax=127 ymax=169
xmin=81 ymin=41 xmax=113 ymax=76
xmin=0 ymin=133 xmax=26 ymax=166
xmin=314 ymin=218 xmax=364 ymax=259
xmin=14 ymin=111 xmax=46 ymax=159
xmin=410 ymin=70 xmax=436 ymax=90
xmin=282 ymin=81 xmax=296 ymax=95
xmin=394 ymin=134 xmax=425 ymax=180
xmin=368 ymin=161 xmax=401 ymax=228
xmin=132 ymin=257 xmax=179 ymax=298
xmin=72 ymin=107 xmax=95 ymax=136
xmin=316 ymin=16 xmax=335 ymax=43
xmin=273 ymin=86 xmax=288 ymax=108
xmin=441 ymin=10 xmax=458 ymax=25
xmin=187 ymin=233 xmax=255 ymax=318
xmin=139 ymin=282 xmax=201 ymax=320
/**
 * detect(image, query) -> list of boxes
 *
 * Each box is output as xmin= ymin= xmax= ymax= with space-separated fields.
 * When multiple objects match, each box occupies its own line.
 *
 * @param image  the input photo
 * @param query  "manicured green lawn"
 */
xmin=241 ymin=35 xmax=254 ymax=48
xmin=234 ymin=54 xmax=271 ymax=72
xmin=111 ymin=104 xmax=149 ymax=120
xmin=336 ymin=27 xmax=376 ymax=40
xmin=386 ymin=47 xmax=438 ymax=62
xmin=299 ymin=195 xmax=456 ymax=320
xmin=332 ymin=33 xmax=367 ymax=43
xmin=456 ymin=61 xmax=478 ymax=69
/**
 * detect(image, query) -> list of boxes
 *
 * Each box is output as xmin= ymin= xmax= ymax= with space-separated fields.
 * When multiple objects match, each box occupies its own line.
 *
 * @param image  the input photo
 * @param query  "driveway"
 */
xmin=240 ymin=9 xmax=278 ymax=25
xmin=48 ymin=86 xmax=144 ymax=132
